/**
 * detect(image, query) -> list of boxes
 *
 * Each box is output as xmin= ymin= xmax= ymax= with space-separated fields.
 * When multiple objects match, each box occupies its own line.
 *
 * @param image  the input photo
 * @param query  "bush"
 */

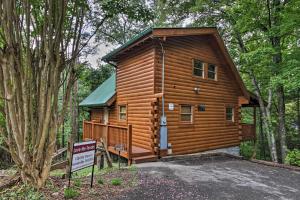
xmin=240 ymin=141 xmax=254 ymax=159
xmin=285 ymin=149 xmax=300 ymax=167
xmin=111 ymin=178 xmax=122 ymax=186
xmin=64 ymin=187 xmax=79 ymax=199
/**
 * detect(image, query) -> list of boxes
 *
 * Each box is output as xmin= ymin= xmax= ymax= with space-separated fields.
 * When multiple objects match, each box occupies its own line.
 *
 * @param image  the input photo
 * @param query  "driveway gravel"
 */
xmin=116 ymin=155 xmax=300 ymax=200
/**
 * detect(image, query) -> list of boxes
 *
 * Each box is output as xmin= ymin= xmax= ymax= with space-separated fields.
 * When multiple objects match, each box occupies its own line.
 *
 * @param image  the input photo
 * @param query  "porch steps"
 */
xmin=132 ymin=155 xmax=158 ymax=164
xmin=131 ymin=151 xmax=153 ymax=158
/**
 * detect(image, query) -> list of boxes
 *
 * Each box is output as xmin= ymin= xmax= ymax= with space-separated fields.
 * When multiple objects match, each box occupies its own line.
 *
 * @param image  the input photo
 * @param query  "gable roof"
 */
xmin=79 ymin=73 xmax=116 ymax=107
xmin=102 ymin=27 xmax=250 ymax=100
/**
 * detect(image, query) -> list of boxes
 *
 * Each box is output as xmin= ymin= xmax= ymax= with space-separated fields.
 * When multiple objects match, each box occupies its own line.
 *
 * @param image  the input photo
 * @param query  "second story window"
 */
xmin=193 ymin=59 xmax=204 ymax=77
xmin=208 ymin=64 xmax=216 ymax=80
xmin=119 ymin=105 xmax=127 ymax=121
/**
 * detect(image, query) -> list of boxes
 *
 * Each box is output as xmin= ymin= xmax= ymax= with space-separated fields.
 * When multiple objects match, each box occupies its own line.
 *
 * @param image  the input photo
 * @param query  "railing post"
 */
xmin=127 ymin=124 xmax=132 ymax=161
xmin=91 ymin=121 xmax=94 ymax=140
xmin=106 ymin=125 xmax=110 ymax=148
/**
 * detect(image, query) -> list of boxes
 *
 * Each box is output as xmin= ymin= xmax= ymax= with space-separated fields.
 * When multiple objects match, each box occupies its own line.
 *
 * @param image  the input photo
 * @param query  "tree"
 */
xmin=0 ymin=0 xmax=90 ymax=188
xmin=95 ymin=0 xmax=154 ymax=45
xmin=188 ymin=0 xmax=300 ymax=162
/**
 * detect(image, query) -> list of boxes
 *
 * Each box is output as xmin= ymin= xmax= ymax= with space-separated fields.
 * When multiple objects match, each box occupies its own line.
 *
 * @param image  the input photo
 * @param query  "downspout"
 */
xmin=160 ymin=42 xmax=165 ymax=117
xmin=159 ymin=41 xmax=168 ymax=153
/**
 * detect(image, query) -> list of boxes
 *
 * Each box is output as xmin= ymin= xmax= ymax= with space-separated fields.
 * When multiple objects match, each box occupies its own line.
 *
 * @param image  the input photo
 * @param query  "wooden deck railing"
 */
xmin=241 ymin=123 xmax=256 ymax=141
xmin=82 ymin=120 xmax=132 ymax=159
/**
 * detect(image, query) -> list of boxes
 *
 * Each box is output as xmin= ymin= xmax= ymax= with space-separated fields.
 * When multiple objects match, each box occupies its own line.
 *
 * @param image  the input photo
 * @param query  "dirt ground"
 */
xmin=117 ymin=155 xmax=300 ymax=200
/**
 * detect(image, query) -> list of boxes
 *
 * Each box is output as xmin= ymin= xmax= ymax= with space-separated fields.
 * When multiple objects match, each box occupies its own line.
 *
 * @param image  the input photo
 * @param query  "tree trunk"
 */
xmin=277 ymin=85 xmax=287 ymax=162
xmin=270 ymin=0 xmax=287 ymax=163
xmin=66 ymin=80 xmax=78 ymax=177
xmin=250 ymin=73 xmax=278 ymax=162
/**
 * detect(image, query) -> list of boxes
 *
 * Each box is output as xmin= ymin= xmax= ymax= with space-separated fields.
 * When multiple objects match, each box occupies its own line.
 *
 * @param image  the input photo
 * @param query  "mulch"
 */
xmin=42 ymin=168 xmax=138 ymax=200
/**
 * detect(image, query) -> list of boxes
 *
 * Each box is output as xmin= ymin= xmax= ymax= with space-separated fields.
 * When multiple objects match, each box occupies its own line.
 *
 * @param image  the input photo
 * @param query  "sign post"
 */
xmin=68 ymin=140 xmax=97 ymax=188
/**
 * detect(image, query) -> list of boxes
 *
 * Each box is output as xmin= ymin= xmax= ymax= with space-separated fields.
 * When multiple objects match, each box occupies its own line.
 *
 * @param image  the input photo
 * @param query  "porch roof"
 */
xmin=79 ymin=73 xmax=116 ymax=107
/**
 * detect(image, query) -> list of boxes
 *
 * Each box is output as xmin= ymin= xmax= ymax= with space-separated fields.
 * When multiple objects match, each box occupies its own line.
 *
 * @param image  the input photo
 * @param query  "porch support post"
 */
xmin=127 ymin=124 xmax=132 ymax=165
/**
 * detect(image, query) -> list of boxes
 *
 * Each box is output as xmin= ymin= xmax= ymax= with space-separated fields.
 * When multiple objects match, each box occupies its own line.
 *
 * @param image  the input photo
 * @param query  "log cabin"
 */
xmin=79 ymin=27 xmax=259 ymax=164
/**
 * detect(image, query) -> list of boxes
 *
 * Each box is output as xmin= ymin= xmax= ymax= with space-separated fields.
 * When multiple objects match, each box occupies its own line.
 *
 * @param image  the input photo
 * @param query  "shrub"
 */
xmin=285 ymin=149 xmax=300 ymax=167
xmin=64 ymin=187 xmax=79 ymax=199
xmin=97 ymin=178 xmax=104 ymax=185
xmin=240 ymin=141 xmax=254 ymax=159
xmin=111 ymin=178 xmax=122 ymax=186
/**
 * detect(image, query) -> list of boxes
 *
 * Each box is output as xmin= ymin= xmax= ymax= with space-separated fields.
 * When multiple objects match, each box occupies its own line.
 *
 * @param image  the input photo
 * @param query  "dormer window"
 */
xmin=193 ymin=59 xmax=204 ymax=78
xmin=208 ymin=64 xmax=216 ymax=80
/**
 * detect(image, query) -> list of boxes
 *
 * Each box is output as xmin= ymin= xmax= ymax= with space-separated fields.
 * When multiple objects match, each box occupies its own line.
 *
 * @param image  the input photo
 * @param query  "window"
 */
xmin=208 ymin=64 xmax=216 ymax=80
xmin=180 ymin=105 xmax=193 ymax=123
xmin=193 ymin=59 xmax=204 ymax=77
xmin=198 ymin=104 xmax=206 ymax=112
xmin=226 ymin=107 xmax=234 ymax=122
xmin=119 ymin=105 xmax=127 ymax=121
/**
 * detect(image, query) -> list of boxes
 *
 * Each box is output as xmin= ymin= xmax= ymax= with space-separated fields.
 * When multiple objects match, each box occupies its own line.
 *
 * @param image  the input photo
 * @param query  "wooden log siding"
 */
xmin=155 ymin=35 xmax=242 ymax=155
xmin=108 ymin=44 xmax=156 ymax=151
xmin=90 ymin=108 xmax=104 ymax=122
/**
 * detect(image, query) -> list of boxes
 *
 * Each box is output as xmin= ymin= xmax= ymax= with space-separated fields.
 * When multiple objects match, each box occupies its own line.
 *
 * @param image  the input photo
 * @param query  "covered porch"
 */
xmin=79 ymin=73 xmax=156 ymax=164
xmin=82 ymin=120 xmax=155 ymax=164
xmin=240 ymin=92 xmax=261 ymax=141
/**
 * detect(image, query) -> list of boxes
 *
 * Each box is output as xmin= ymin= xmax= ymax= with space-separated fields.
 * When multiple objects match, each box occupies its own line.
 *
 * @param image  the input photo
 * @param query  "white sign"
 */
xmin=71 ymin=141 xmax=96 ymax=172
xmin=168 ymin=103 xmax=174 ymax=111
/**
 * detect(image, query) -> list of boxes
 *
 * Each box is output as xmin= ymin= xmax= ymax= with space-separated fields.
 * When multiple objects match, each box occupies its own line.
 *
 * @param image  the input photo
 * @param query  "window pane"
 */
xmin=180 ymin=105 xmax=192 ymax=122
xmin=193 ymin=59 xmax=203 ymax=77
xmin=181 ymin=105 xmax=191 ymax=113
xmin=208 ymin=64 xmax=215 ymax=72
xmin=194 ymin=68 xmax=203 ymax=76
xmin=226 ymin=107 xmax=232 ymax=114
xmin=208 ymin=64 xmax=216 ymax=80
xmin=226 ymin=107 xmax=233 ymax=121
xmin=120 ymin=113 xmax=126 ymax=120
xmin=120 ymin=106 xmax=126 ymax=113
xmin=198 ymin=104 xmax=205 ymax=112
xmin=208 ymin=71 xmax=215 ymax=79
xmin=181 ymin=114 xmax=191 ymax=122
xmin=226 ymin=114 xmax=232 ymax=121
xmin=119 ymin=105 xmax=126 ymax=120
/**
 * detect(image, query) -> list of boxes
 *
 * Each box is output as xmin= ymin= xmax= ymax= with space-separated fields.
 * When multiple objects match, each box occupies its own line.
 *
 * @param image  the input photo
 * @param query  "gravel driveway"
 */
xmin=116 ymin=155 xmax=300 ymax=200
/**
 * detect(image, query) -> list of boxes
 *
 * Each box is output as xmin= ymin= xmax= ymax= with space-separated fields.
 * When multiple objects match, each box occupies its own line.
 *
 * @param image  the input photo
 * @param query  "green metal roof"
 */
xmin=102 ymin=27 xmax=153 ymax=62
xmin=79 ymin=73 xmax=116 ymax=107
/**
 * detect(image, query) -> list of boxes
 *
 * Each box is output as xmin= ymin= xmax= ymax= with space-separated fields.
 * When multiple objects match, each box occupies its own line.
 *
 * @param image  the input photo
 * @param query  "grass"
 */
xmin=128 ymin=165 xmax=137 ymax=172
xmin=74 ymin=179 xmax=82 ymax=187
xmin=50 ymin=169 xmax=65 ymax=177
xmin=64 ymin=187 xmax=79 ymax=199
xmin=111 ymin=178 xmax=122 ymax=186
